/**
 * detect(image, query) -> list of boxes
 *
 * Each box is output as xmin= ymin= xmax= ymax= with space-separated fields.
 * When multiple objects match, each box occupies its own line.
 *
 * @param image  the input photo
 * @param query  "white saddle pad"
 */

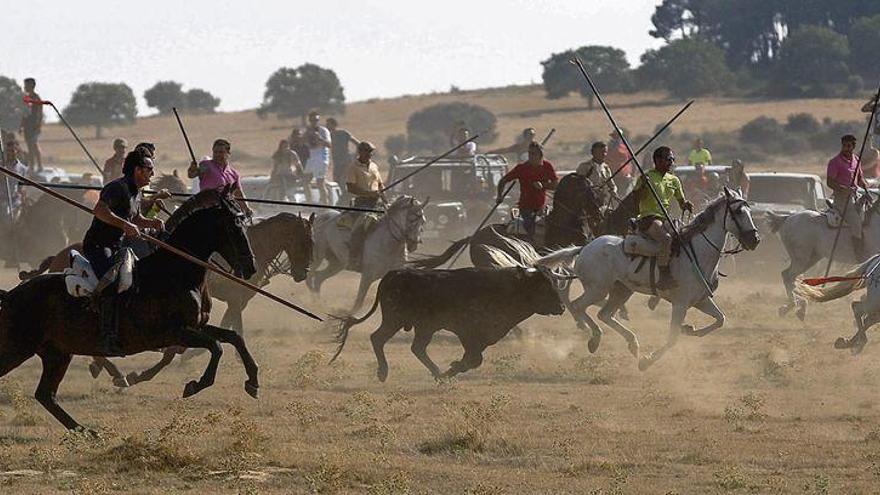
xmin=63 ymin=248 xmax=135 ymax=298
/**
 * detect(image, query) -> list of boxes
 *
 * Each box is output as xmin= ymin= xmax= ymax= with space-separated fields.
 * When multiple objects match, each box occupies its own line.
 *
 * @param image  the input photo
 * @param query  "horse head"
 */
xmin=166 ymin=188 xmax=256 ymax=279
xmin=387 ymin=195 xmax=426 ymax=252
xmin=722 ymin=187 xmax=760 ymax=251
xmin=284 ymin=212 xmax=315 ymax=282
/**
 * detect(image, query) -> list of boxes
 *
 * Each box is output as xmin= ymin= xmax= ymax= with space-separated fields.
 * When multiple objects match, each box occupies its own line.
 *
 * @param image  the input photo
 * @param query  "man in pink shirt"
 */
xmin=827 ymin=134 xmax=868 ymax=255
xmin=187 ymin=138 xmax=253 ymax=216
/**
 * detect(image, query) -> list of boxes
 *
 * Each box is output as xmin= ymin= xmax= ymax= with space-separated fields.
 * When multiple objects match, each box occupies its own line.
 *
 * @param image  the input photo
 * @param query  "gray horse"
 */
xmin=308 ymin=196 xmax=426 ymax=310
xmin=767 ymin=205 xmax=878 ymax=320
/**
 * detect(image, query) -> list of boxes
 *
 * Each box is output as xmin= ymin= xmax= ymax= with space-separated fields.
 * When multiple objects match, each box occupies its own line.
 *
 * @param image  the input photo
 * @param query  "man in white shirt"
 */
xmin=305 ymin=110 xmax=332 ymax=204
xmin=1 ymin=140 xmax=28 ymax=221
xmin=576 ymin=141 xmax=618 ymax=211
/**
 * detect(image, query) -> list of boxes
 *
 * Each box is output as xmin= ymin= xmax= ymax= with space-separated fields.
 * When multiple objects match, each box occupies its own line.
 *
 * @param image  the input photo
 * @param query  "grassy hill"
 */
xmin=32 ymin=85 xmax=868 ymax=177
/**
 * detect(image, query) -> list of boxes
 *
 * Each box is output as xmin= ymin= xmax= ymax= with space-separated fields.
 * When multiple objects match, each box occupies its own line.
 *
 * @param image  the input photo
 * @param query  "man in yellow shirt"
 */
xmin=634 ymin=146 xmax=693 ymax=289
xmin=346 ymin=141 xmax=386 ymax=269
xmin=687 ymin=138 xmax=712 ymax=167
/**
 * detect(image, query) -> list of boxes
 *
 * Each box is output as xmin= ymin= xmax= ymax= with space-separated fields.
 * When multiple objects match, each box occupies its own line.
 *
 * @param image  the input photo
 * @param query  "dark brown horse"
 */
xmin=0 ymin=189 xmax=259 ymax=430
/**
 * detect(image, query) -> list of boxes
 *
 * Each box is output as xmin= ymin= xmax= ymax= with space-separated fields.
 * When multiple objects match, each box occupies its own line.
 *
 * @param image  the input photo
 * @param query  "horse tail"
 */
xmin=766 ymin=211 xmax=790 ymax=234
xmin=407 ymin=236 xmax=470 ymax=269
xmin=795 ymin=255 xmax=880 ymax=302
xmin=18 ymin=256 xmax=54 ymax=281
xmin=534 ymin=246 xmax=583 ymax=269
xmin=328 ymin=294 xmax=382 ymax=364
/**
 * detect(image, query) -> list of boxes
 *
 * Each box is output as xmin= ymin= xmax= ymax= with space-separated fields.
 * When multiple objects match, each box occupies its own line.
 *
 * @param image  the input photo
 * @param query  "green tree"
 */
xmin=771 ymin=26 xmax=850 ymax=97
xmin=849 ymin=15 xmax=880 ymax=81
xmin=258 ymin=63 xmax=345 ymax=122
xmin=185 ymin=88 xmax=221 ymax=113
xmin=64 ymin=82 xmax=137 ymax=138
xmin=0 ymin=76 xmax=25 ymax=133
xmin=541 ymin=45 xmax=633 ymax=109
xmin=406 ymin=102 xmax=497 ymax=153
xmin=143 ymin=80 xmax=185 ymax=115
xmin=637 ymin=38 xmax=732 ymax=98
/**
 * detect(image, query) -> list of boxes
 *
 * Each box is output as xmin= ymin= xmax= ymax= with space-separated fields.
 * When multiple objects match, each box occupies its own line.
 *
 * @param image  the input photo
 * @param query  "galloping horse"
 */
xmin=0 ymin=189 xmax=260 ymax=430
xmin=537 ymin=189 xmax=760 ymax=370
xmin=768 ymin=203 xmax=880 ymax=321
xmin=308 ymin=196 xmax=426 ymax=310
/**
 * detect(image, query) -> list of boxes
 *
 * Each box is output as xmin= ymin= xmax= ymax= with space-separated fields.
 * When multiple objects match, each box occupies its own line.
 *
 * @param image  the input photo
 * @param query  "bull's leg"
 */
xmin=639 ymin=304 xmax=687 ymax=371
xmin=370 ymin=320 xmax=403 ymax=382
xmin=35 ymin=347 xmax=80 ymax=430
xmin=126 ymin=348 xmax=179 ymax=385
xmin=203 ymin=325 xmax=259 ymax=398
xmin=596 ymin=283 xmax=640 ymax=358
xmin=442 ymin=344 xmax=485 ymax=378
xmin=410 ymin=328 xmax=441 ymax=379
xmin=681 ymin=297 xmax=725 ymax=337
xmin=179 ymin=329 xmax=222 ymax=398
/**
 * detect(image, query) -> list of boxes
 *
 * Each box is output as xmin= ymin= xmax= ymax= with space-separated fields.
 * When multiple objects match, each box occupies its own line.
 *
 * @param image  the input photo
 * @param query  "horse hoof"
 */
xmin=834 ymin=337 xmax=849 ymax=349
xmin=588 ymin=335 xmax=601 ymax=353
xmin=245 ymin=381 xmax=259 ymax=399
xmin=778 ymin=305 xmax=791 ymax=317
xmin=88 ymin=362 xmax=102 ymax=379
xmin=182 ymin=380 xmax=199 ymax=398
xmin=125 ymin=372 xmax=141 ymax=386
xmin=377 ymin=368 xmax=388 ymax=383
xmin=795 ymin=308 xmax=806 ymax=322
xmin=112 ymin=376 xmax=130 ymax=388
xmin=628 ymin=340 xmax=640 ymax=359
xmin=638 ymin=357 xmax=652 ymax=372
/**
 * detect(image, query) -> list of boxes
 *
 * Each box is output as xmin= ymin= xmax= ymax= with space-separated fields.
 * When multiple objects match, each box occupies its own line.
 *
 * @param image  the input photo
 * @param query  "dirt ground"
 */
xmin=2 ymin=252 xmax=880 ymax=494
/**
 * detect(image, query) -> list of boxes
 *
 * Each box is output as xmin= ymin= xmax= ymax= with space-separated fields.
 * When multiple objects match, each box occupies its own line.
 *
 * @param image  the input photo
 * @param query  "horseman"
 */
xmin=827 ymin=134 xmax=869 ymax=258
xmin=576 ymin=141 xmax=618 ymax=212
xmin=345 ymin=141 xmax=386 ymax=269
xmin=83 ymin=148 xmax=164 ymax=353
xmin=496 ymin=141 xmax=558 ymax=238
xmin=634 ymin=146 xmax=693 ymax=290
xmin=188 ymin=138 xmax=254 ymax=216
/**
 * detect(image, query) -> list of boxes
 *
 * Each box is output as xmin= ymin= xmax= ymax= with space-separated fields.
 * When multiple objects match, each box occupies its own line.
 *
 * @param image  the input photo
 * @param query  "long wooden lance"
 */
xmin=22 ymin=182 xmax=384 ymax=213
xmin=822 ymin=78 xmax=880 ymax=279
xmin=570 ymin=57 xmax=715 ymax=299
xmin=0 ymin=165 xmax=323 ymax=322
xmin=46 ymin=102 xmax=104 ymax=176
xmin=446 ymin=128 xmax=556 ymax=268
xmin=381 ymin=134 xmax=481 ymax=192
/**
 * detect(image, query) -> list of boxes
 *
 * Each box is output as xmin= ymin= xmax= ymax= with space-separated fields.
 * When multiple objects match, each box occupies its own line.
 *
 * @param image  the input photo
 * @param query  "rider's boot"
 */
xmin=656 ymin=265 xmax=678 ymax=290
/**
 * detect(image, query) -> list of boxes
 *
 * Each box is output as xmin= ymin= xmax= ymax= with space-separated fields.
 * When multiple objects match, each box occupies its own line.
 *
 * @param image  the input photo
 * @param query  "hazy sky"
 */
xmin=4 ymin=0 xmax=663 ymax=115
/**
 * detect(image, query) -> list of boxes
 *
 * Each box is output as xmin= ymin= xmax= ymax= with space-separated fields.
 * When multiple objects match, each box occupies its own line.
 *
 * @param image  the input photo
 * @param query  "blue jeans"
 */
xmin=520 ymin=208 xmax=539 ymax=237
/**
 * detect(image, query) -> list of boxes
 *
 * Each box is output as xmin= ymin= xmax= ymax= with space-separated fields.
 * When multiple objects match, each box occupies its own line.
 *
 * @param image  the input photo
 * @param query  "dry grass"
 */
xmin=3 ymin=265 xmax=880 ymax=493
xmin=31 ymin=85 xmax=867 ymax=179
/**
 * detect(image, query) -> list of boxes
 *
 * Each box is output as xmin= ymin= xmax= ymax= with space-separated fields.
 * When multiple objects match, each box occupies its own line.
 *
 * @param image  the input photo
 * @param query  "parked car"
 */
xmin=237 ymin=175 xmax=343 ymax=215
xmin=386 ymin=154 xmax=511 ymax=241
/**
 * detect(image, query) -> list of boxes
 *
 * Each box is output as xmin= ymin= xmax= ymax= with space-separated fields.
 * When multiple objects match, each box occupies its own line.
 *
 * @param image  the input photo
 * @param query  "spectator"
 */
xmin=487 ymin=127 xmax=536 ymax=162
xmin=687 ymin=138 xmax=713 ymax=167
xmin=727 ymin=159 xmax=751 ymax=198
xmin=102 ymin=138 xmax=128 ymax=183
xmin=269 ymin=139 xmax=302 ymax=200
xmin=20 ymin=78 xmax=48 ymax=174
xmin=327 ymin=117 xmax=359 ymax=185
xmin=452 ymin=127 xmax=477 ymax=157
xmin=304 ymin=111 xmax=332 ymax=203
xmin=861 ymin=95 xmax=880 ymax=148
xmin=187 ymin=138 xmax=253 ymax=216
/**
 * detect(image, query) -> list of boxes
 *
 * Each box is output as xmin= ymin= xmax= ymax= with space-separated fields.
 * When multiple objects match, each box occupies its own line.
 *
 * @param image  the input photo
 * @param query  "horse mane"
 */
xmin=165 ymin=189 xmax=228 ymax=233
xmin=678 ymin=193 xmax=730 ymax=242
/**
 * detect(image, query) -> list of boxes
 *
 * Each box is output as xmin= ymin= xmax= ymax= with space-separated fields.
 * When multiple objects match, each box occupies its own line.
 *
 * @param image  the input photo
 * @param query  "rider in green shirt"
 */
xmin=633 ymin=146 xmax=693 ymax=289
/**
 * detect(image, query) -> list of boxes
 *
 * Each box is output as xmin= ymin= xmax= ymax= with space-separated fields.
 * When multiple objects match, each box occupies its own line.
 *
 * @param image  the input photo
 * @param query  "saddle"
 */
xmin=63 ymin=248 xmax=136 ymax=298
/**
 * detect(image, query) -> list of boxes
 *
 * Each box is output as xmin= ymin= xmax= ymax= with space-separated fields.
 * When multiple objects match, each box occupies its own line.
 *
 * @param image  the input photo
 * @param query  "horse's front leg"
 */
xmin=202 ymin=325 xmax=259 ymax=398
xmin=835 ymin=300 xmax=871 ymax=354
xmin=639 ymin=303 xmax=687 ymax=371
xmin=682 ymin=297 xmax=725 ymax=337
xmin=126 ymin=348 xmax=180 ymax=385
xmin=352 ymin=272 xmax=377 ymax=312
xmin=178 ymin=328 xmax=222 ymax=398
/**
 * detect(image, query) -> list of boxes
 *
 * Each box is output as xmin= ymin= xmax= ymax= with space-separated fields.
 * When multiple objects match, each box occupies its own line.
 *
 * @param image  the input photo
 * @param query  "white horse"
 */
xmin=767 ymin=205 xmax=878 ymax=321
xmin=795 ymin=254 xmax=880 ymax=355
xmin=536 ymin=189 xmax=760 ymax=370
xmin=308 ymin=195 xmax=426 ymax=310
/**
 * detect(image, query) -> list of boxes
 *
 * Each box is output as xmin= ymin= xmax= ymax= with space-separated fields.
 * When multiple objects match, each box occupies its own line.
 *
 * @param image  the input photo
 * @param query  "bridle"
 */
xmin=385 ymin=199 xmax=424 ymax=246
xmin=698 ymin=192 xmax=757 ymax=256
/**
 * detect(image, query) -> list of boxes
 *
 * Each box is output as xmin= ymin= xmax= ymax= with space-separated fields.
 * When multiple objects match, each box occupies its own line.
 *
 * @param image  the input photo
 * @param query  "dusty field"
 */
xmin=32 ymin=86 xmax=866 ymax=178
xmin=2 ymin=259 xmax=880 ymax=494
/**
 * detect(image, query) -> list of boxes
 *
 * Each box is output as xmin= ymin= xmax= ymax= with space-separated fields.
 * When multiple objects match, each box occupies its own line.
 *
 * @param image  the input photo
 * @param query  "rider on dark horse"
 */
xmin=633 ymin=146 xmax=693 ymax=290
xmin=83 ymin=148 xmax=164 ymax=353
xmin=346 ymin=141 xmax=386 ymax=269
xmin=495 ymin=141 xmax=558 ymax=239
